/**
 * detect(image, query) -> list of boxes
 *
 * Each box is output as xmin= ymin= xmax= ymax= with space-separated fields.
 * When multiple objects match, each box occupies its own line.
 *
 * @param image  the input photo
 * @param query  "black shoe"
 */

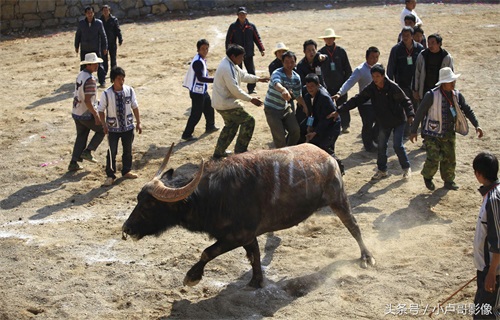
xmin=181 ymin=135 xmax=198 ymax=141
xmin=424 ymin=178 xmax=435 ymax=191
xmin=205 ymin=126 xmax=220 ymax=133
xmin=444 ymin=181 xmax=459 ymax=190
xmin=212 ymin=150 xmax=232 ymax=159
xmin=248 ymin=90 xmax=257 ymax=94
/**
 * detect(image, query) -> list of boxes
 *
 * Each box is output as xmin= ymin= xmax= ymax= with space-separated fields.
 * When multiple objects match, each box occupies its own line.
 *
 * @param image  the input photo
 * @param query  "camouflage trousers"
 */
xmin=214 ymin=107 xmax=255 ymax=155
xmin=421 ymin=132 xmax=456 ymax=182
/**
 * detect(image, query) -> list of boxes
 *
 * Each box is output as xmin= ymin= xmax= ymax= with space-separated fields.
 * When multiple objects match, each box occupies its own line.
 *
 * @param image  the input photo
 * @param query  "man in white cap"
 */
xmin=318 ymin=28 xmax=352 ymax=133
xmin=68 ymin=52 xmax=105 ymax=171
xmin=410 ymin=67 xmax=484 ymax=190
xmin=268 ymin=42 xmax=288 ymax=76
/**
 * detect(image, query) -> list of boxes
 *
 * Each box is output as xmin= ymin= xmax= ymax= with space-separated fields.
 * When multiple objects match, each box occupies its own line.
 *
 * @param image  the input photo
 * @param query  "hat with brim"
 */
xmin=435 ymin=67 xmax=461 ymax=85
xmin=80 ymin=52 xmax=103 ymax=65
xmin=237 ymin=6 xmax=247 ymax=14
xmin=273 ymin=42 xmax=289 ymax=55
xmin=318 ymin=28 xmax=342 ymax=39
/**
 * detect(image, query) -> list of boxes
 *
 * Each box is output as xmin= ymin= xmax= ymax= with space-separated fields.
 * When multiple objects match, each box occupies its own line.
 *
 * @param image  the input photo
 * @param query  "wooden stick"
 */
xmin=428 ymin=275 xmax=477 ymax=318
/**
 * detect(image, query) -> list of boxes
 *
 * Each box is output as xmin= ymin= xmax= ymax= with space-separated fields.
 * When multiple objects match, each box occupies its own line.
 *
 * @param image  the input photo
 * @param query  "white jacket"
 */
xmin=98 ymin=85 xmax=138 ymax=132
xmin=212 ymin=56 xmax=259 ymax=110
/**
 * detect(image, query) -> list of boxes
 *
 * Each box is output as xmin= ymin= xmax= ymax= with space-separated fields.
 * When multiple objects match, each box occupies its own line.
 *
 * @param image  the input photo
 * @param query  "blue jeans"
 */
xmin=377 ymin=122 xmax=410 ymax=172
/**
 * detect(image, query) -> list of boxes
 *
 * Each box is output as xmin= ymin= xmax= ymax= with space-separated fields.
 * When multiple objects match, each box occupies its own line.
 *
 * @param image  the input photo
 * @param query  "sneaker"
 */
xmin=123 ymin=172 xmax=138 ymax=179
xmin=181 ymin=135 xmax=198 ymax=141
xmin=99 ymin=82 xmax=106 ymax=88
xmin=80 ymin=150 xmax=97 ymax=163
xmin=424 ymin=178 xmax=435 ymax=191
xmin=103 ymin=177 xmax=115 ymax=187
xmin=205 ymin=126 xmax=220 ymax=133
xmin=444 ymin=181 xmax=459 ymax=190
xmin=403 ymin=168 xmax=412 ymax=179
xmin=371 ymin=170 xmax=388 ymax=180
xmin=342 ymin=127 xmax=350 ymax=134
xmin=68 ymin=162 xmax=83 ymax=171
xmin=248 ymin=89 xmax=257 ymax=94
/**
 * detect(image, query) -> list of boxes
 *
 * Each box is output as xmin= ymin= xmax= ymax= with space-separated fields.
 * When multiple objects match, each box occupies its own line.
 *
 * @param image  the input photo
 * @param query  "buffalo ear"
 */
xmin=162 ymin=169 xmax=174 ymax=180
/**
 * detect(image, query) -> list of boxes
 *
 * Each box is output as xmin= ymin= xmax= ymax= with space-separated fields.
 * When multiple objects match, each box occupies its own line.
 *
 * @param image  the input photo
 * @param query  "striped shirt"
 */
xmin=264 ymin=67 xmax=302 ymax=110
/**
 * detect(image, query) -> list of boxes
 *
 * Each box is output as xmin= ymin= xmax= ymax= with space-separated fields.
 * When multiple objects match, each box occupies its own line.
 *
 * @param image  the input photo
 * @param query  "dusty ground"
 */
xmin=1 ymin=2 xmax=500 ymax=319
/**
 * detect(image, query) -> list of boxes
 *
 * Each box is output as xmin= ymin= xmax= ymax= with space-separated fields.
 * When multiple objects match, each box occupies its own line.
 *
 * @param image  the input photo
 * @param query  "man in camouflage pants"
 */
xmin=410 ymin=67 xmax=483 ymax=190
xmin=211 ymin=44 xmax=269 ymax=158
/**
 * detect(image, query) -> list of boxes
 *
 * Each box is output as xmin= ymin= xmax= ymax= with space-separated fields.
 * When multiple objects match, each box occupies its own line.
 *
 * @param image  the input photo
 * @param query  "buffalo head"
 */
xmin=122 ymin=143 xmax=203 ymax=240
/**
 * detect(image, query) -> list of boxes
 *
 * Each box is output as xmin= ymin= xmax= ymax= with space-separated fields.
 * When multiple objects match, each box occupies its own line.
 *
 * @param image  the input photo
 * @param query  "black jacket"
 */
xmin=340 ymin=77 xmax=414 ymax=129
xmin=318 ymin=44 xmax=352 ymax=95
xmin=225 ymin=19 xmax=265 ymax=57
xmin=74 ymin=17 xmax=108 ymax=53
xmin=99 ymin=14 xmax=123 ymax=48
xmin=304 ymin=86 xmax=339 ymax=137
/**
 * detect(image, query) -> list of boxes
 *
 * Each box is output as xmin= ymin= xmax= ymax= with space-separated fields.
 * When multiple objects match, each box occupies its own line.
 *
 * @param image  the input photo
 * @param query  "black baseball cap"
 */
xmin=237 ymin=7 xmax=247 ymax=14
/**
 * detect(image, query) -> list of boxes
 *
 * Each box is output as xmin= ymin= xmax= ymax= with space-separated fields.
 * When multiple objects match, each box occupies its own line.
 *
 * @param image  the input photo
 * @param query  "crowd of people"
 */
xmin=67 ymin=2 xmax=500 ymax=317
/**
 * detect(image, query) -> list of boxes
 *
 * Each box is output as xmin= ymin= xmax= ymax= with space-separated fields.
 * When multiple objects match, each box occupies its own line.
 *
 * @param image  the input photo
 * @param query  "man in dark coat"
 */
xmin=74 ymin=6 xmax=108 ymax=87
xmin=303 ymin=73 xmax=343 ymax=174
xmin=98 ymin=5 xmax=123 ymax=79
xmin=225 ymin=6 xmax=265 ymax=94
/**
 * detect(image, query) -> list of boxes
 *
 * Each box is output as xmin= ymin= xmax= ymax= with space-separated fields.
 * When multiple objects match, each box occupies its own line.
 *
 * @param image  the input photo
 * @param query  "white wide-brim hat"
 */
xmin=318 ymin=28 xmax=342 ymax=39
xmin=80 ymin=52 xmax=103 ymax=65
xmin=273 ymin=42 xmax=289 ymax=54
xmin=435 ymin=67 xmax=461 ymax=85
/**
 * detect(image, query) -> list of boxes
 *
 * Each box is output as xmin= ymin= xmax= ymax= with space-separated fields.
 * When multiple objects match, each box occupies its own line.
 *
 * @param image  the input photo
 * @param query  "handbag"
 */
xmin=452 ymin=93 xmax=469 ymax=136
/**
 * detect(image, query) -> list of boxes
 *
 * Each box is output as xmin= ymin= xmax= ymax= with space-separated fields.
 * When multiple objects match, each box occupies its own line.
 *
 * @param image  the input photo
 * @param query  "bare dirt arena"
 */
xmin=1 ymin=2 xmax=500 ymax=319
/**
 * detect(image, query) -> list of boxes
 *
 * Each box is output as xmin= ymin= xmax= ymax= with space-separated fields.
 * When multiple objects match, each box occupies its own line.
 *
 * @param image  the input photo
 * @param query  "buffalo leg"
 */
xmin=243 ymin=238 xmax=264 ymax=288
xmin=330 ymin=202 xmax=376 ymax=268
xmin=184 ymin=240 xmax=241 ymax=286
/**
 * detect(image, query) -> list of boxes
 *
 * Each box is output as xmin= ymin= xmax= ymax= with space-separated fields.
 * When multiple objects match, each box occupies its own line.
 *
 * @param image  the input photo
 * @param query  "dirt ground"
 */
xmin=1 ymin=2 xmax=500 ymax=319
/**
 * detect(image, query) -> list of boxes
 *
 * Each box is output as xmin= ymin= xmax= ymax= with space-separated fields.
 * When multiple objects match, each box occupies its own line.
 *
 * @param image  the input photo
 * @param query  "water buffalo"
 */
xmin=122 ymin=143 xmax=375 ymax=288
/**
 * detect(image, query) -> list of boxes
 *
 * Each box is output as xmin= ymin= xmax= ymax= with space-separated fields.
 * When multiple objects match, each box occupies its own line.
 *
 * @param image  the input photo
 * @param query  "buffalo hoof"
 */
xmin=248 ymin=276 xmax=264 ymax=289
xmin=183 ymin=275 xmax=201 ymax=287
xmin=360 ymin=254 xmax=376 ymax=269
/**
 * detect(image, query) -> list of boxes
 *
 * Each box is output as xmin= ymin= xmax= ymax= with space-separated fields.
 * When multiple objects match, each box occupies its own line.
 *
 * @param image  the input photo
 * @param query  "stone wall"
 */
xmin=1 ymin=0 xmax=497 ymax=34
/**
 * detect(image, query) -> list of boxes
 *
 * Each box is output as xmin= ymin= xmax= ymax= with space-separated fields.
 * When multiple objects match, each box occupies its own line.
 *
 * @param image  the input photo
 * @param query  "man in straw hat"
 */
xmin=68 ymin=52 xmax=105 ymax=172
xmin=410 ymin=67 xmax=483 ymax=191
xmin=318 ymin=28 xmax=352 ymax=133
xmin=268 ymin=42 xmax=289 ymax=76
xmin=225 ymin=6 xmax=265 ymax=94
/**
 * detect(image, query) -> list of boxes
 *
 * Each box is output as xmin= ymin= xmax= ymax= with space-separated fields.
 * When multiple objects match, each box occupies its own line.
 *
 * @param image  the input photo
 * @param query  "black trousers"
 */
xmin=182 ymin=92 xmax=215 ymax=138
xmin=240 ymin=56 xmax=256 ymax=93
xmin=106 ymin=129 xmax=134 ymax=178
xmin=474 ymin=268 xmax=500 ymax=319
xmin=102 ymin=45 xmax=117 ymax=76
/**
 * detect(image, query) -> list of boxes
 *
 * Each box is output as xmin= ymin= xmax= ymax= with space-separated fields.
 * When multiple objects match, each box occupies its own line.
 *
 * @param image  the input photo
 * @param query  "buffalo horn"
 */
xmin=154 ymin=142 xmax=175 ymax=179
xmin=148 ymin=160 xmax=204 ymax=202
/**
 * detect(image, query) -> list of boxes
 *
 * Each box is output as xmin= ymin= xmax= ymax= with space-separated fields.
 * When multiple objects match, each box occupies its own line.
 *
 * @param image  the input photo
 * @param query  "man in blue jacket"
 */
xmin=75 ymin=6 xmax=108 ymax=87
xmin=225 ymin=7 xmax=265 ymax=94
